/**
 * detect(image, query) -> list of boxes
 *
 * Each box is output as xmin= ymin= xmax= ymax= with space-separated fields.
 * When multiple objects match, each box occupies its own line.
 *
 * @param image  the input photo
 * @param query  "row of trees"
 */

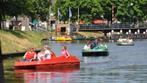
xmin=1 ymin=0 xmax=50 ymax=20
xmin=54 ymin=0 xmax=147 ymax=24
xmin=1 ymin=0 xmax=147 ymax=24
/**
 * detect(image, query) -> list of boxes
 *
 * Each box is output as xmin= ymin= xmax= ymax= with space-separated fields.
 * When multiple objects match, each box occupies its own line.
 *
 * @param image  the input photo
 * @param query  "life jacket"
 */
xmin=24 ymin=52 xmax=36 ymax=60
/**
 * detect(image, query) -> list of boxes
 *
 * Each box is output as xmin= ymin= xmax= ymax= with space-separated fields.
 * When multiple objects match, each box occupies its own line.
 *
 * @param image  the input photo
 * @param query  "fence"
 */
xmin=79 ymin=22 xmax=147 ymax=31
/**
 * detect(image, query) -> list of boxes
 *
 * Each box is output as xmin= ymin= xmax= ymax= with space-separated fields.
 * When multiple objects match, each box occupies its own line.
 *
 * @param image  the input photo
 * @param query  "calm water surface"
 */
xmin=14 ymin=39 xmax=147 ymax=83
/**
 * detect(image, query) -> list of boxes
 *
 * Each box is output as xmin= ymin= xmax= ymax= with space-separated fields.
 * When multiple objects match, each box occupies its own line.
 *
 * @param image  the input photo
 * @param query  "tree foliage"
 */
xmin=2 ymin=0 xmax=147 ymax=23
xmin=26 ymin=0 xmax=50 ymax=20
xmin=4 ymin=0 xmax=50 ymax=20
xmin=53 ymin=0 xmax=147 ymax=23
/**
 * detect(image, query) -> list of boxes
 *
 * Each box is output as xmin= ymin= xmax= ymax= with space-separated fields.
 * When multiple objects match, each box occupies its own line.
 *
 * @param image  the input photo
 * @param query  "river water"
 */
xmin=13 ymin=39 xmax=147 ymax=83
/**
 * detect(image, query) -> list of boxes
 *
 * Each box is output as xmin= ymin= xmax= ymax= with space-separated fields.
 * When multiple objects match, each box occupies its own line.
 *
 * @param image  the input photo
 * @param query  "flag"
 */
xmin=58 ymin=8 xmax=62 ymax=17
xmin=69 ymin=7 xmax=72 ymax=18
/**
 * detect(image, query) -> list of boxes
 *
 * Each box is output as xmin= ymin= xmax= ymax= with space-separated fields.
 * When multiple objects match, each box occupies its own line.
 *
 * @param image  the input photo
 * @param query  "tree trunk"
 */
xmin=0 ymin=14 xmax=2 ymax=29
xmin=0 ymin=41 xmax=5 ymax=83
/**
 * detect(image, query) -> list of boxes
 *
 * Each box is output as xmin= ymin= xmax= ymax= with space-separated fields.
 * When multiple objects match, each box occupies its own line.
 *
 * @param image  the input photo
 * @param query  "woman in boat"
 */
xmin=23 ymin=48 xmax=37 ymax=61
xmin=37 ymin=46 xmax=55 ymax=61
xmin=44 ymin=46 xmax=56 ymax=59
xmin=37 ymin=48 xmax=46 ymax=61
xmin=61 ymin=46 xmax=70 ymax=58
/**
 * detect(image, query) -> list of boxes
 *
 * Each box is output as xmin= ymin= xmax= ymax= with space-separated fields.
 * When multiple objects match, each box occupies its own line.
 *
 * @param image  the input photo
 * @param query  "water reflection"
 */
xmin=82 ymin=56 xmax=110 ymax=64
xmin=15 ymin=67 xmax=79 ymax=83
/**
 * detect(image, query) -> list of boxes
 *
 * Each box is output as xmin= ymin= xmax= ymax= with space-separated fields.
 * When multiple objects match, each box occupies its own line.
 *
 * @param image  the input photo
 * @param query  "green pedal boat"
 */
xmin=82 ymin=44 xmax=109 ymax=56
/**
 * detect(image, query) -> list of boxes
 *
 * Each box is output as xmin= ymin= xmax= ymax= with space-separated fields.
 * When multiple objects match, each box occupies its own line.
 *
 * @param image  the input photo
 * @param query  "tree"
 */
xmin=53 ymin=0 xmax=147 ymax=24
xmin=99 ymin=0 xmax=112 ymax=23
xmin=1 ymin=0 xmax=147 ymax=25
xmin=26 ymin=0 xmax=50 ymax=21
xmin=53 ymin=0 xmax=103 ymax=23
xmin=4 ymin=0 xmax=50 ymax=21
xmin=5 ymin=0 xmax=27 ymax=18
xmin=106 ymin=0 xmax=147 ymax=23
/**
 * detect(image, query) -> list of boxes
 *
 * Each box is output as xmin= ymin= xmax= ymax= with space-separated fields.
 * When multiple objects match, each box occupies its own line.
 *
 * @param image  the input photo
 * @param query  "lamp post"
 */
xmin=48 ymin=0 xmax=52 ymax=31
xmin=129 ymin=3 xmax=133 ymax=22
xmin=77 ymin=5 xmax=80 ymax=24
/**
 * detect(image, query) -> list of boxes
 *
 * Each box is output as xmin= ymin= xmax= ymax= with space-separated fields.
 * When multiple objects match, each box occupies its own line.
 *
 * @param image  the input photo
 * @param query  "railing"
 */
xmin=79 ymin=24 xmax=109 ymax=30
xmin=79 ymin=22 xmax=147 ymax=31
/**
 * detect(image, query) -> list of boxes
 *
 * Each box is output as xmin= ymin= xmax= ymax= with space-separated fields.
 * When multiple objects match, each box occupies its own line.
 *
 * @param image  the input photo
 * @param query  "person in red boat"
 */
xmin=37 ymin=45 xmax=56 ymax=61
xmin=23 ymin=48 xmax=37 ymax=61
xmin=61 ymin=46 xmax=70 ymax=58
xmin=37 ymin=48 xmax=46 ymax=61
xmin=44 ymin=46 xmax=56 ymax=59
xmin=43 ymin=46 xmax=53 ymax=60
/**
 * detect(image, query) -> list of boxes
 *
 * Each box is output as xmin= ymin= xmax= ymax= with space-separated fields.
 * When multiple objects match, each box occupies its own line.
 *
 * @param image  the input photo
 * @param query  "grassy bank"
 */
xmin=0 ymin=30 xmax=49 ymax=54
xmin=77 ymin=31 xmax=104 ymax=38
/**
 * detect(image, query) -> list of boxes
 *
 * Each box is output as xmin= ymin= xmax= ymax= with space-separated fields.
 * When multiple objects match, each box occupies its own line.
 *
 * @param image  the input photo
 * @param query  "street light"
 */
xmin=128 ymin=3 xmax=133 ymax=22
xmin=130 ymin=3 xmax=133 ymax=6
xmin=48 ymin=0 xmax=53 ymax=30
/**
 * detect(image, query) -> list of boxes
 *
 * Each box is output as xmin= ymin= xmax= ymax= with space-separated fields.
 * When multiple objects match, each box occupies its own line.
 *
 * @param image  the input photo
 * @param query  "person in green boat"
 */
xmin=92 ymin=37 xmax=107 ymax=49
xmin=97 ymin=38 xmax=107 ymax=49
xmin=84 ymin=37 xmax=107 ymax=50
xmin=84 ymin=40 xmax=92 ymax=50
xmin=91 ymin=38 xmax=100 ymax=49
xmin=84 ymin=38 xmax=99 ymax=49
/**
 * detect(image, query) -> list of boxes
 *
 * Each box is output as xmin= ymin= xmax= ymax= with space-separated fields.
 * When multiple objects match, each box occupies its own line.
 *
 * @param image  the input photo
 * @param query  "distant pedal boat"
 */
xmin=50 ymin=36 xmax=72 ymax=41
xmin=116 ymin=38 xmax=134 ymax=46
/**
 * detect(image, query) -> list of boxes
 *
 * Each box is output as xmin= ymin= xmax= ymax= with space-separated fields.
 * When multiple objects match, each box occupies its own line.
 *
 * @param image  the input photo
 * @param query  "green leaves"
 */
xmin=53 ymin=0 xmax=104 ymax=23
xmin=4 ymin=0 xmax=50 ymax=20
xmin=2 ymin=0 xmax=147 ymax=23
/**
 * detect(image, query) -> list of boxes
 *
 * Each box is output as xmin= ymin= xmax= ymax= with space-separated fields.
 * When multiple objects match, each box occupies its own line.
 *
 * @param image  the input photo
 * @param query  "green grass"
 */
xmin=0 ymin=30 xmax=49 ymax=54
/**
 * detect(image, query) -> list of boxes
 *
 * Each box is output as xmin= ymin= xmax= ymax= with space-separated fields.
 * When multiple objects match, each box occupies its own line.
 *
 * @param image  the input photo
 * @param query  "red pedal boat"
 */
xmin=14 ymin=55 xmax=80 ymax=70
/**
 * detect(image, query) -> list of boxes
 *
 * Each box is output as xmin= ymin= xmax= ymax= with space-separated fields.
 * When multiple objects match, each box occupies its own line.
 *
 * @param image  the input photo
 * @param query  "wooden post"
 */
xmin=0 ymin=40 xmax=5 ymax=83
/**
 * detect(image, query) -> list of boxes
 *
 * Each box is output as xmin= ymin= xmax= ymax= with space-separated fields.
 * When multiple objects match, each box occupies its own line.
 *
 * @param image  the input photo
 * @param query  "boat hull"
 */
xmin=116 ymin=42 xmax=134 ymax=46
xmin=14 ymin=55 xmax=80 ymax=70
xmin=82 ymin=48 xmax=108 ymax=56
xmin=82 ymin=51 xmax=108 ymax=56
xmin=82 ymin=44 xmax=109 ymax=56
xmin=116 ymin=38 xmax=134 ymax=46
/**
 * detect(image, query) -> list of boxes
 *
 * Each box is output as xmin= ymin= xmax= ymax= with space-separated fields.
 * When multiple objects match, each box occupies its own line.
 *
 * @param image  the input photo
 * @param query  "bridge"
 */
xmin=78 ymin=23 xmax=147 ymax=34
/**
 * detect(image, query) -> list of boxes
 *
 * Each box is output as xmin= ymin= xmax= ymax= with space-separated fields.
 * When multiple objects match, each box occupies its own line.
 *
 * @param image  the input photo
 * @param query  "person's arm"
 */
xmin=37 ymin=53 xmax=42 ymax=61
xmin=65 ymin=50 xmax=70 ymax=56
xmin=33 ymin=52 xmax=37 ymax=60
xmin=50 ymin=50 xmax=56 ymax=57
xmin=23 ymin=52 xmax=27 ymax=59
